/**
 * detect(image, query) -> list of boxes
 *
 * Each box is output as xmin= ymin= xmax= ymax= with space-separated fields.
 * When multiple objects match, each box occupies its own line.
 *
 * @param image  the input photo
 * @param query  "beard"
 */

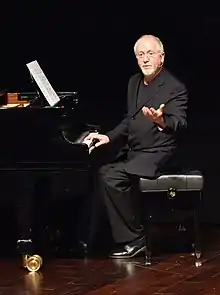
xmin=141 ymin=66 xmax=156 ymax=77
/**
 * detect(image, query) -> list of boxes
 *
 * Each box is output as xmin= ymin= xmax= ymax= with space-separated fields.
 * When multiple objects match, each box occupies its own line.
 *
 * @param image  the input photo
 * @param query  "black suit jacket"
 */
xmin=106 ymin=68 xmax=188 ymax=178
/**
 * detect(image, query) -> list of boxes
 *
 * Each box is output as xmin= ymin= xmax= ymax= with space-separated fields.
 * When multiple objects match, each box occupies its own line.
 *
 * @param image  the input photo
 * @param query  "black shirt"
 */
xmin=128 ymin=79 xmax=156 ymax=151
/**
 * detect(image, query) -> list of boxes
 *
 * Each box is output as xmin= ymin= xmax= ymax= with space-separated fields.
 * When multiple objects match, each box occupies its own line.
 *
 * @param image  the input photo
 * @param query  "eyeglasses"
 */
xmin=136 ymin=51 xmax=159 ymax=60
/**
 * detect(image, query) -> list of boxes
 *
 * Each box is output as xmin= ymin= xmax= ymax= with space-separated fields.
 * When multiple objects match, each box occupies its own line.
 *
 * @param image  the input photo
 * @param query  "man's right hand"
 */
xmin=83 ymin=132 xmax=110 ymax=152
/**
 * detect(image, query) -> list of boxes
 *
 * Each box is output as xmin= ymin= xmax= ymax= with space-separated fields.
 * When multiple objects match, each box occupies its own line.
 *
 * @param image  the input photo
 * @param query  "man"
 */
xmin=85 ymin=34 xmax=188 ymax=258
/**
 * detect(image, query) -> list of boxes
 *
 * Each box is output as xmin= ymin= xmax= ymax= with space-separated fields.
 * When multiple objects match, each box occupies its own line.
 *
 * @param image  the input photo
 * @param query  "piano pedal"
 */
xmin=17 ymin=239 xmax=43 ymax=272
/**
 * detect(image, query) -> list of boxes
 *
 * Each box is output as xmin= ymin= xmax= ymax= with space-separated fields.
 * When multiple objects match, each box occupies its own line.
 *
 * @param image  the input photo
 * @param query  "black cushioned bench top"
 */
xmin=139 ymin=172 xmax=203 ymax=192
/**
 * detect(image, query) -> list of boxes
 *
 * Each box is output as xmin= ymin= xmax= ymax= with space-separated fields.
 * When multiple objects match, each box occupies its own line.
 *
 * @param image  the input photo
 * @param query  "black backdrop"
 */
xmin=1 ymin=1 xmax=220 ymax=222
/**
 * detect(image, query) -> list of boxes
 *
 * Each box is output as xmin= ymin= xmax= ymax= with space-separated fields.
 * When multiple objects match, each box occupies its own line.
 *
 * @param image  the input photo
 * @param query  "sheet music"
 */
xmin=26 ymin=60 xmax=60 ymax=107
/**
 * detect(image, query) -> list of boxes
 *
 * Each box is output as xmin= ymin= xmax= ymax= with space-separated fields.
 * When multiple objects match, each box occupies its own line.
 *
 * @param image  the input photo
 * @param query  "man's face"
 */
xmin=135 ymin=37 xmax=164 ymax=77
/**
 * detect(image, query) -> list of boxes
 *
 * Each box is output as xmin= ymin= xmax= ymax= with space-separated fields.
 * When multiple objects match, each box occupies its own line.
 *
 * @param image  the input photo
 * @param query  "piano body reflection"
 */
xmin=0 ymin=90 xmax=97 ymax=266
xmin=0 ymin=91 xmax=97 ymax=170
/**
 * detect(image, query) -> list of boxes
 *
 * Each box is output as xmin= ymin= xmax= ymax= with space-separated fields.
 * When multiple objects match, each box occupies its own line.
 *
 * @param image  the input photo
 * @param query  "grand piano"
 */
xmin=0 ymin=83 xmax=98 ymax=271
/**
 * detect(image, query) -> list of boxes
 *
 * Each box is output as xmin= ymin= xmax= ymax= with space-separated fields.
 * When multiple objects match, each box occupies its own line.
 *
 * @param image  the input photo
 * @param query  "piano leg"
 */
xmin=81 ymin=172 xmax=113 ymax=256
xmin=16 ymin=171 xmax=43 ymax=272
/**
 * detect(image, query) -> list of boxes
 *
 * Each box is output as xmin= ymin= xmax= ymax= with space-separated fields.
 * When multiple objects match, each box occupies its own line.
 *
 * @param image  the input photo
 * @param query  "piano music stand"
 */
xmin=26 ymin=73 xmax=79 ymax=109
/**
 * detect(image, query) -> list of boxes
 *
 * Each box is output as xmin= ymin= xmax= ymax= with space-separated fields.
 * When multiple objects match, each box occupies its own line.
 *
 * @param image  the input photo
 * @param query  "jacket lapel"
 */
xmin=129 ymin=74 xmax=142 ymax=113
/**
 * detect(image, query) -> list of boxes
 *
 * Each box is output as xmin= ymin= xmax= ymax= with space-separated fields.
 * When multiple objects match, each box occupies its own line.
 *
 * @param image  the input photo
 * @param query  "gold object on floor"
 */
xmin=23 ymin=254 xmax=43 ymax=272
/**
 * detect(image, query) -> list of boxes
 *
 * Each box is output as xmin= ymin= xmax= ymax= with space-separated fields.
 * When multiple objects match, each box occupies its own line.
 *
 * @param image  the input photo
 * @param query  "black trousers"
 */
xmin=90 ymin=161 xmax=144 ymax=244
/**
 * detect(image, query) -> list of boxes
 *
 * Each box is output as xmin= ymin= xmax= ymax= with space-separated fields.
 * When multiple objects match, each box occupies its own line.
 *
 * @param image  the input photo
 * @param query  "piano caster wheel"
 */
xmin=23 ymin=254 xmax=43 ymax=272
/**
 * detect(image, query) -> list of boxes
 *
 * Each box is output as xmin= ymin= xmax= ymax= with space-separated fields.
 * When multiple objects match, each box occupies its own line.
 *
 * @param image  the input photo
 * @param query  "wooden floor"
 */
xmin=1 ymin=225 xmax=220 ymax=295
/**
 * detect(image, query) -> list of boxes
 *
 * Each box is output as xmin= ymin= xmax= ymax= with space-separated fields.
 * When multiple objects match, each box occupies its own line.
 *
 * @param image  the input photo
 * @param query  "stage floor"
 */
xmin=1 ymin=225 xmax=220 ymax=295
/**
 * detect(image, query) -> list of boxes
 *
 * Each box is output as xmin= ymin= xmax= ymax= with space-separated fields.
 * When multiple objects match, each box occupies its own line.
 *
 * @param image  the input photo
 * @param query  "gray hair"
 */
xmin=134 ymin=35 xmax=164 ymax=54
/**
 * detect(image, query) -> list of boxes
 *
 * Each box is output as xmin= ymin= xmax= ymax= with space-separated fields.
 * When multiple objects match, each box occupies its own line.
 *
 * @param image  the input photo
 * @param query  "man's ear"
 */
xmin=160 ymin=52 xmax=165 ymax=65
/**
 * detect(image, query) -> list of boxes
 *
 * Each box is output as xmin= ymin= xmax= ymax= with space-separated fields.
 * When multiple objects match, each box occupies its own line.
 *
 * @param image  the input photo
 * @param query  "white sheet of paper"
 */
xmin=26 ymin=60 xmax=60 ymax=107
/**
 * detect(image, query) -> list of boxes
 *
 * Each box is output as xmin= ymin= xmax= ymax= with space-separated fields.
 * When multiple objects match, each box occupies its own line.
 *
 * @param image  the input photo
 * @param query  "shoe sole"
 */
xmin=109 ymin=246 xmax=146 ymax=259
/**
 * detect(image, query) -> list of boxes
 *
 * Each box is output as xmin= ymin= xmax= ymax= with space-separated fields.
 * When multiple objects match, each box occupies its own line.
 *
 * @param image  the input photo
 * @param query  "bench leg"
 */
xmin=192 ymin=207 xmax=202 ymax=267
xmin=144 ymin=214 xmax=153 ymax=266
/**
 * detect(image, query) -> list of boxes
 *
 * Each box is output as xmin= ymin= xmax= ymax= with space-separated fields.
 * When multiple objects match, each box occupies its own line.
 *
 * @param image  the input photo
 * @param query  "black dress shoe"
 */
xmin=109 ymin=237 xmax=146 ymax=259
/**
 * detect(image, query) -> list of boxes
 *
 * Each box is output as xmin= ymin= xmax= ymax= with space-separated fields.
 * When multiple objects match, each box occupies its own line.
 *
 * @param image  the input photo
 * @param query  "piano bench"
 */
xmin=139 ymin=171 xmax=204 ymax=267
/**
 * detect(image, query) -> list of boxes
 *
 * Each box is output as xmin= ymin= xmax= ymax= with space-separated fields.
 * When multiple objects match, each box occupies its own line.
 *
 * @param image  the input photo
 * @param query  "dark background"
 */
xmin=0 ymin=1 xmax=219 ymax=223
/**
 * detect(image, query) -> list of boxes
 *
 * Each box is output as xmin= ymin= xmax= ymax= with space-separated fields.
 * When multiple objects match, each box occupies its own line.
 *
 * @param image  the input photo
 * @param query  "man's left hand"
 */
xmin=142 ymin=104 xmax=165 ymax=129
